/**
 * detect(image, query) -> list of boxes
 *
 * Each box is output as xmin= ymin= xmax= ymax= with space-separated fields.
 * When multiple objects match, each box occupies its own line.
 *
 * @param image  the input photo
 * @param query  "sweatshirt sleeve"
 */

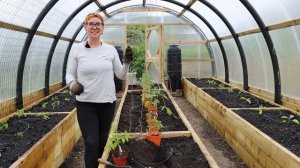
xmin=65 ymin=44 xmax=78 ymax=85
xmin=112 ymin=47 xmax=129 ymax=80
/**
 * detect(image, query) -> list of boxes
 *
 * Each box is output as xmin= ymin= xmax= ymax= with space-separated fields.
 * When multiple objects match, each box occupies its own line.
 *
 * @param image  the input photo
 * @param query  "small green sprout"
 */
xmin=37 ymin=113 xmax=50 ymax=121
xmin=218 ymin=83 xmax=225 ymax=89
xmin=16 ymin=131 xmax=24 ymax=138
xmin=208 ymin=80 xmax=218 ymax=86
xmin=16 ymin=109 xmax=26 ymax=118
xmin=64 ymin=97 xmax=70 ymax=101
xmin=227 ymin=87 xmax=234 ymax=93
xmin=240 ymin=97 xmax=251 ymax=104
xmin=161 ymin=106 xmax=173 ymax=116
xmin=281 ymin=115 xmax=300 ymax=125
xmin=42 ymin=102 xmax=48 ymax=109
xmin=258 ymin=105 xmax=267 ymax=115
xmin=0 ymin=122 xmax=8 ymax=131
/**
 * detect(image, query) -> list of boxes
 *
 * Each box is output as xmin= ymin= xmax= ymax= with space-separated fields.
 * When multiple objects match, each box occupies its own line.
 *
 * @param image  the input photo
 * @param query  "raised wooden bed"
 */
xmin=0 ymin=87 xmax=81 ymax=168
xmin=183 ymin=77 xmax=300 ymax=168
xmin=99 ymin=84 xmax=219 ymax=168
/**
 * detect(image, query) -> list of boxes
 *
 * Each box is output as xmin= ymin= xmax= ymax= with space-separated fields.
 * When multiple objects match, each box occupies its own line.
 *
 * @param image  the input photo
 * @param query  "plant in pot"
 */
xmin=106 ymin=125 xmax=132 ymax=166
xmin=146 ymin=119 xmax=164 ymax=146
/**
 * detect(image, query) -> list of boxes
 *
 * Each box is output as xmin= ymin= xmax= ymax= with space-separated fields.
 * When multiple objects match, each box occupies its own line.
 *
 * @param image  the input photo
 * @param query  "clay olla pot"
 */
xmin=112 ymin=150 xmax=129 ymax=166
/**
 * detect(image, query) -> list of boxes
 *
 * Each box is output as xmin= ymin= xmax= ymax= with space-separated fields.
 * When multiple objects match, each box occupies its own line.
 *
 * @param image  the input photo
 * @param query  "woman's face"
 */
xmin=85 ymin=17 xmax=103 ymax=40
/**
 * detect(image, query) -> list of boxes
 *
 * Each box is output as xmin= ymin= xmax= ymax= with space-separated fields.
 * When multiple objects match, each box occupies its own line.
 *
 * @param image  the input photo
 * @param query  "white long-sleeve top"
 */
xmin=66 ymin=42 xmax=129 ymax=103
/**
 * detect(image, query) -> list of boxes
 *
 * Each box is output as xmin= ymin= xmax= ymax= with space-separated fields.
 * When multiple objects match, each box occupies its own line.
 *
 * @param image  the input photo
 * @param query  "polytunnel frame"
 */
xmin=15 ymin=0 xmax=282 ymax=109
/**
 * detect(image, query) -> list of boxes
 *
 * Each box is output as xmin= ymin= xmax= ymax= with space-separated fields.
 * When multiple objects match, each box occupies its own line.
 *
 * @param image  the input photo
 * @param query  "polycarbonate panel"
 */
xmin=148 ymin=30 xmax=159 ymax=57
xmin=23 ymin=36 xmax=54 ymax=94
xmin=180 ymin=44 xmax=210 ymax=59
xmin=101 ymin=26 xmax=126 ymax=42
xmin=49 ymin=40 xmax=69 ymax=85
xmin=271 ymin=26 xmax=300 ymax=99
xmin=190 ymin=1 xmax=230 ymax=37
xmin=248 ymin=0 xmax=300 ymax=25
xmin=76 ymin=28 xmax=87 ymax=41
xmin=222 ymin=39 xmax=243 ymax=83
xmin=147 ymin=1 xmax=183 ymax=13
xmin=38 ymin=0 xmax=88 ymax=35
xmin=164 ymin=25 xmax=201 ymax=41
xmin=0 ymin=30 xmax=27 ymax=101
xmin=205 ymin=0 xmax=258 ymax=34
xmin=0 ymin=0 xmax=47 ymax=28
xmin=182 ymin=11 xmax=214 ymax=39
xmin=148 ymin=63 xmax=160 ymax=83
xmin=61 ymin=3 xmax=98 ymax=38
xmin=210 ymin=42 xmax=224 ymax=78
xmin=182 ymin=61 xmax=212 ymax=78
xmin=239 ymin=34 xmax=274 ymax=91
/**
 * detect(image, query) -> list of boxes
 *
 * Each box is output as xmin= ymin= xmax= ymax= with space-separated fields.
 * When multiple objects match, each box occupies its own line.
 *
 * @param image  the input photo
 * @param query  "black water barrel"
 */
xmin=114 ymin=46 xmax=123 ymax=92
xmin=167 ymin=45 xmax=182 ymax=91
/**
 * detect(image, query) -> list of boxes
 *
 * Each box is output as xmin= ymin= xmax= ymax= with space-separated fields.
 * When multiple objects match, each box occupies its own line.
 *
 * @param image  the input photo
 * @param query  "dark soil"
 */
xmin=187 ymin=78 xmax=230 ymax=88
xmin=27 ymin=93 xmax=76 ymax=112
xmin=107 ymin=137 xmax=210 ymax=168
xmin=118 ymin=91 xmax=187 ymax=132
xmin=234 ymin=109 xmax=300 ymax=156
xmin=0 ymin=114 xmax=67 ymax=168
xmin=128 ymin=85 xmax=142 ymax=90
xmin=203 ymin=89 xmax=278 ymax=108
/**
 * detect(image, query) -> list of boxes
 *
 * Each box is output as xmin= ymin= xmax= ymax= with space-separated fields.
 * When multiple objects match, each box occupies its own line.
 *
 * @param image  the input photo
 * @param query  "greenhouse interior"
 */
xmin=0 ymin=0 xmax=299 ymax=168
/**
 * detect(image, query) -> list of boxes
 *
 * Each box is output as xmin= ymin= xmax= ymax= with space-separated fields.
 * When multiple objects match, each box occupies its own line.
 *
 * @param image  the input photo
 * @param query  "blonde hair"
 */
xmin=84 ymin=12 xmax=104 ymax=25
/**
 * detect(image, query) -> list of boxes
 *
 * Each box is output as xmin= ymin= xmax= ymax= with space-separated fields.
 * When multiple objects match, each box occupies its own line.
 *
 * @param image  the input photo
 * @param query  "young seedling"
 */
xmin=15 ymin=131 xmax=24 ymax=138
xmin=258 ymin=105 xmax=266 ymax=115
xmin=37 ymin=113 xmax=50 ymax=121
xmin=227 ymin=87 xmax=234 ymax=93
xmin=240 ymin=97 xmax=251 ymax=104
xmin=208 ymin=80 xmax=217 ymax=86
xmin=42 ymin=102 xmax=48 ymax=109
xmin=16 ymin=108 xmax=26 ymax=118
xmin=281 ymin=115 xmax=300 ymax=125
xmin=0 ymin=122 xmax=8 ymax=132
xmin=147 ymin=119 xmax=164 ymax=131
xmin=106 ymin=125 xmax=132 ymax=154
xmin=218 ymin=83 xmax=225 ymax=89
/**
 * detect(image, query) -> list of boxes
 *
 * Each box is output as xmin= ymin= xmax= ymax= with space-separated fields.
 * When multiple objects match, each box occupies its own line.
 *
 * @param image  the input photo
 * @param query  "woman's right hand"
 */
xmin=69 ymin=81 xmax=84 ymax=95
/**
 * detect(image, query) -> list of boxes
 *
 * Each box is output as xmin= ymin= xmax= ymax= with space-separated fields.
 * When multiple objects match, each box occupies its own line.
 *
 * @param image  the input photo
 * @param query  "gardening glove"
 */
xmin=69 ymin=81 xmax=84 ymax=95
xmin=123 ymin=46 xmax=133 ymax=64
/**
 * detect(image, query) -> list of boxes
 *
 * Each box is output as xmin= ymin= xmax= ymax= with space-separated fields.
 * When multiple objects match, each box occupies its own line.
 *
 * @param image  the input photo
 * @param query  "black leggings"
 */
xmin=76 ymin=101 xmax=116 ymax=168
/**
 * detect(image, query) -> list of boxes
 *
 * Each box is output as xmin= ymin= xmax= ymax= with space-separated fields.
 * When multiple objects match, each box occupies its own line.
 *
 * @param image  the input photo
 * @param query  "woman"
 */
xmin=66 ymin=12 xmax=133 ymax=168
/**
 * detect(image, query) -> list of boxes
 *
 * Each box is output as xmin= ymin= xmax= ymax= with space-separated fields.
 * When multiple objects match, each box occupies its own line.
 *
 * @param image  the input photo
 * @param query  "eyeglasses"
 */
xmin=86 ymin=22 xmax=103 ymax=28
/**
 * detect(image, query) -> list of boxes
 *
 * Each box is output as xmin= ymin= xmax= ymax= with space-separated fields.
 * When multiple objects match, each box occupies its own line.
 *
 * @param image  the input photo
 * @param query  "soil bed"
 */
xmin=187 ymin=78 xmax=230 ymax=88
xmin=27 ymin=93 xmax=76 ymax=112
xmin=0 ymin=114 xmax=67 ymax=167
xmin=118 ymin=92 xmax=187 ymax=132
xmin=203 ymin=89 xmax=278 ymax=108
xmin=107 ymin=136 xmax=210 ymax=168
xmin=234 ymin=109 xmax=300 ymax=156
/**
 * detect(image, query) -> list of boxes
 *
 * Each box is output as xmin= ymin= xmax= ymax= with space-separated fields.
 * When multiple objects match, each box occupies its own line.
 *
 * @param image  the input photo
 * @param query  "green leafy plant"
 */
xmin=106 ymin=125 xmax=132 ymax=154
xmin=16 ymin=108 xmax=26 ymax=118
xmin=0 ymin=122 xmax=8 ymax=132
xmin=161 ymin=106 xmax=172 ymax=116
xmin=42 ymin=102 xmax=48 ymax=109
xmin=15 ymin=131 xmax=24 ymax=138
xmin=227 ymin=87 xmax=234 ymax=93
xmin=281 ymin=115 xmax=300 ymax=125
xmin=208 ymin=80 xmax=217 ymax=86
xmin=258 ymin=105 xmax=267 ymax=115
xmin=218 ymin=83 xmax=225 ymax=89
xmin=147 ymin=119 xmax=164 ymax=131
xmin=51 ymin=96 xmax=60 ymax=109
xmin=37 ymin=113 xmax=50 ymax=121
xmin=240 ymin=97 xmax=251 ymax=104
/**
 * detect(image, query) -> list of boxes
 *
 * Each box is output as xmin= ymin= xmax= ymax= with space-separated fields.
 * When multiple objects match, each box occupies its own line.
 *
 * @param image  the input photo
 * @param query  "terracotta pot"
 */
xmin=147 ymin=130 xmax=162 ymax=146
xmin=148 ymin=105 xmax=157 ymax=112
xmin=112 ymin=150 xmax=128 ymax=166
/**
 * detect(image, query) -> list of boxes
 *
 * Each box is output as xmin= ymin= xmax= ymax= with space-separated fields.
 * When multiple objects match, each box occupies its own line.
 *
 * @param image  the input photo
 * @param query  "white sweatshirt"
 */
xmin=66 ymin=42 xmax=129 ymax=103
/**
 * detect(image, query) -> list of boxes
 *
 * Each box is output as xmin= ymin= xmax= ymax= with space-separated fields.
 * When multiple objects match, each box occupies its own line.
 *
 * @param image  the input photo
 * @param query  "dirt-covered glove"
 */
xmin=123 ymin=46 xmax=133 ymax=64
xmin=69 ymin=81 xmax=84 ymax=95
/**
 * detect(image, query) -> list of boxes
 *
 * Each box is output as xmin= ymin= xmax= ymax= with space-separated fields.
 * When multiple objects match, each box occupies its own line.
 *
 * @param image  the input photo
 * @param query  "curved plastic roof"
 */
xmin=1 ymin=0 xmax=300 ymax=109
